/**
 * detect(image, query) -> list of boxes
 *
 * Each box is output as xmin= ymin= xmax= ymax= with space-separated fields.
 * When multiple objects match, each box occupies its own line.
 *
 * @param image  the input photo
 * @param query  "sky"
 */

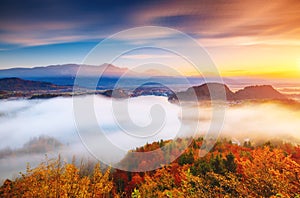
xmin=0 ymin=0 xmax=300 ymax=78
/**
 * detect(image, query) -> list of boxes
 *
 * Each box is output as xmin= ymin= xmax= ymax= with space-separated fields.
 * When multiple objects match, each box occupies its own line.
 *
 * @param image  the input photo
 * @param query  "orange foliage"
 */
xmin=1 ymin=138 xmax=300 ymax=197
xmin=0 ymin=156 xmax=113 ymax=198
xmin=238 ymin=147 xmax=300 ymax=197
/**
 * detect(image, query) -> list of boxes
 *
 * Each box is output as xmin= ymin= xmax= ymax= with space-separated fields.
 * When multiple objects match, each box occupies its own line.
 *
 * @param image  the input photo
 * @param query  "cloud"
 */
xmin=0 ymin=34 xmax=91 ymax=47
xmin=3 ymin=96 xmax=153 ymax=177
xmin=1 ymin=0 xmax=299 ymax=48
xmin=1 ymin=95 xmax=300 ymax=179
xmin=132 ymin=0 xmax=300 ymax=47
xmin=121 ymin=54 xmax=174 ymax=60
xmin=0 ymin=0 xmax=139 ymax=47
xmin=0 ymin=95 xmax=182 ymax=178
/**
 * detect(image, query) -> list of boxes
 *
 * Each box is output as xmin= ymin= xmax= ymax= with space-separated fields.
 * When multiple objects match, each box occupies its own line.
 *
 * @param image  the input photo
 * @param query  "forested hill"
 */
xmin=1 ymin=138 xmax=300 ymax=197
xmin=0 ymin=77 xmax=70 ymax=91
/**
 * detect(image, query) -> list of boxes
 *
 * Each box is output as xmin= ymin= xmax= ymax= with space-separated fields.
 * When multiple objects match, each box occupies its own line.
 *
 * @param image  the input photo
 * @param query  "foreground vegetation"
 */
xmin=1 ymin=138 xmax=300 ymax=197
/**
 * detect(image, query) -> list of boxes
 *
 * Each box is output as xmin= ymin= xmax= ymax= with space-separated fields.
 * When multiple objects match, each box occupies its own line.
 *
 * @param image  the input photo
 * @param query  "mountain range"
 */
xmin=0 ymin=77 xmax=287 ymax=101
xmin=0 ymin=64 xmax=131 ymax=78
xmin=0 ymin=63 xmax=289 ymax=101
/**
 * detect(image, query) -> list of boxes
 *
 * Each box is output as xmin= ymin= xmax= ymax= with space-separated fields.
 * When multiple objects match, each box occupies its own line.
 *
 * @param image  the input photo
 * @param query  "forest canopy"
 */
xmin=1 ymin=138 xmax=300 ymax=197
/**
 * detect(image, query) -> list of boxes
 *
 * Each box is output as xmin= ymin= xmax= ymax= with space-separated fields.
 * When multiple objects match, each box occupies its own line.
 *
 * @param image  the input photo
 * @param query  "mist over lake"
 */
xmin=1 ymin=95 xmax=300 ymax=180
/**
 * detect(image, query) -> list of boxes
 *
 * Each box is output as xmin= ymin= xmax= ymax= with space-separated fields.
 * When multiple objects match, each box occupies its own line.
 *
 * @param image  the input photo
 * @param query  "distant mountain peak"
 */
xmin=0 ymin=63 xmax=131 ymax=78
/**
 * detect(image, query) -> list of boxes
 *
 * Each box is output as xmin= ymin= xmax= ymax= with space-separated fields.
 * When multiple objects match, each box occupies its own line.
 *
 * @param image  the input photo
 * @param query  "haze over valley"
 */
xmin=1 ymin=90 xmax=300 ymax=180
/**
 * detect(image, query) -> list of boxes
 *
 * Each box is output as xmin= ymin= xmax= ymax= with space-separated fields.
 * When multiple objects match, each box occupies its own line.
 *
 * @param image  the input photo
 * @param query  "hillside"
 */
xmin=0 ymin=77 xmax=70 ymax=91
xmin=0 ymin=77 xmax=77 ymax=99
xmin=169 ymin=83 xmax=234 ymax=101
xmin=169 ymin=83 xmax=286 ymax=101
xmin=0 ymin=136 xmax=63 ymax=159
xmin=234 ymin=85 xmax=286 ymax=100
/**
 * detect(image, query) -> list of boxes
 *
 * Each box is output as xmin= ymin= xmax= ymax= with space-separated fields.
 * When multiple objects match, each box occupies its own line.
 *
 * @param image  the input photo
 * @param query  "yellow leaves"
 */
xmin=237 ymin=146 xmax=300 ymax=197
xmin=1 ymin=157 xmax=113 ymax=198
xmin=90 ymin=163 xmax=112 ymax=197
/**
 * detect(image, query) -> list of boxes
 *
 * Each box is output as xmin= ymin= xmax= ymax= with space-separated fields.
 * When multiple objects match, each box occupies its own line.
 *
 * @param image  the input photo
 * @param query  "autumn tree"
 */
xmin=238 ymin=146 xmax=300 ymax=197
xmin=0 ymin=156 xmax=113 ymax=198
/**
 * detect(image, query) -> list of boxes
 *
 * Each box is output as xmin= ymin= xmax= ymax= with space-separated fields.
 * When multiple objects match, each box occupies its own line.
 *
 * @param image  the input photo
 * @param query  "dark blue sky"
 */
xmin=0 ymin=0 xmax=166 ymax=48
xmin=0 ymin=0 xmax=299 ymax=78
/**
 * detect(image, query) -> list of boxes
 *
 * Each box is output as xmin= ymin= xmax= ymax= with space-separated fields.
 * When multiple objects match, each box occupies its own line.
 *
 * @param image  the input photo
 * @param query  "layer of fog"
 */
xmin=1 ymin=96 xmax=300 ymax=180
xmin=0 ymin=96 xmax=181 ymax=180
xmin=189 ymin=102 xmax=300 ymax=144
